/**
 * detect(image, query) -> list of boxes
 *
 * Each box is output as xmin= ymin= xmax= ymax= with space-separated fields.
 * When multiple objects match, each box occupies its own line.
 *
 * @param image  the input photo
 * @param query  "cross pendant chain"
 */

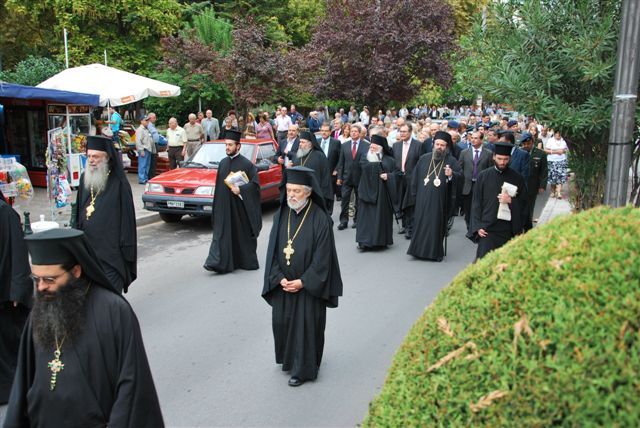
xmin=86 ymin=203 xmax=95 ymax=219
xmin=424 ymin=177 xmax=430 ymax=186
xmin=283 ymin=240 xmax=295 ymax=266
xmin=48 ymin=349 xmax=64 ymax=391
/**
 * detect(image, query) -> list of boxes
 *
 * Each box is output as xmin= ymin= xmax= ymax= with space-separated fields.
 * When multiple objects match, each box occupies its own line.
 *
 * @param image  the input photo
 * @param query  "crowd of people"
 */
xmin=0 ymin=100 xmax=570 ymax=425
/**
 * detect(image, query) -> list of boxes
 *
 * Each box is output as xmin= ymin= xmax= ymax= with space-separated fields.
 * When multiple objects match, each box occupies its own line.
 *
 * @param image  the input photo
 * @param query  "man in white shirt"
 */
xmin=166 ymin=117 xmax=188 ymax=169
xmin=275 ymin=107 xmax=293 ymax=145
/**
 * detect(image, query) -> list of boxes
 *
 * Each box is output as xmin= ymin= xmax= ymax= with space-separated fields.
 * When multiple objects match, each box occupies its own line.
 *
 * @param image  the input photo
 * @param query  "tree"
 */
xmin=454 ymin=0 xmax=630 ymax=210
xmin=0 ymin=56 xmax=62 ymax=86
xmin=296 ymin=0 xmax=457 ymax=109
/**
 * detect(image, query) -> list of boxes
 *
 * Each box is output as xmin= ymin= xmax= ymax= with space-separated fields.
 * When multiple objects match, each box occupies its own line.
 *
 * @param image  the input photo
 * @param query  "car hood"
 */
xmin=148 ymin=167 xmax=217 ymax=188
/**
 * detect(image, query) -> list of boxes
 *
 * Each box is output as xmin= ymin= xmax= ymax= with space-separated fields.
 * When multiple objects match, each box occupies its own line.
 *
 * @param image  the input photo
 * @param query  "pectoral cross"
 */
xmin=86 ymin=203 xmax=95 ymax=219
xmin=283 ymin=240 xmax=295 ymax=266
xmin=424 ymin=177 xmax=430 ymax=186
xmin=48 ymin=350 xmax=64 ymax=391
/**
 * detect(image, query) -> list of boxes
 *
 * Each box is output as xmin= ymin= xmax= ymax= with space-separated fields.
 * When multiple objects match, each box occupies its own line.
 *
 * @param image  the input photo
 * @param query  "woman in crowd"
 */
xmin=256 ymin=112 xmax=275 ymax=140
xmin=244 ymin=125 xmax=257 ymax=139
xmin=339 ymin=123 xmax=351 ymax=143
xmin=545 ymin=131 xmax=569 ymax=198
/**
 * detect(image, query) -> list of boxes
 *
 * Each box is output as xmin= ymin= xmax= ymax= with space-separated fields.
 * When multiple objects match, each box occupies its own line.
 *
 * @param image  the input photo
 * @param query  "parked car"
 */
xmin=142 ymin=138 xmax=282 ymax=223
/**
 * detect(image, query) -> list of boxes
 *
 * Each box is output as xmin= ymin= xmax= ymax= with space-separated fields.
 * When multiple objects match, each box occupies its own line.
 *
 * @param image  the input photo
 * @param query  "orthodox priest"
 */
xmin=4 ymin=228 xmax=163 ymax=427
xmin=204 ymin=130 xmax=262 ymax=273
xmin=262 ymin=167 xmax=343 ymax=387
xmin=292 ymin=131 xmax=333 ymax=210
xmin=356 ymin=134 xmax=400 ymax=250
xmin=407 ymin=131 xmax=462 ymax=261
xmin=467 ymin=142 xmax=527 ymax=260
xmin=74 ymin=135 xmax=137 ymax=293
xmin=0 ymin=190 xmax=32 ymax=404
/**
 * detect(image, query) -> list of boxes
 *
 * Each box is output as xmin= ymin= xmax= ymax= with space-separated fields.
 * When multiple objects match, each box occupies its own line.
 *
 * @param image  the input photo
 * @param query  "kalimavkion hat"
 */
xmin=286 ymin=166 xmax=313 ymax=186
xmin=494 ymin=142 xmax=513 ymax=156
xmin=223 ymin=130 xmax=242 ymax=143
xmin=433 ymin=131 xmax=452 ymax=147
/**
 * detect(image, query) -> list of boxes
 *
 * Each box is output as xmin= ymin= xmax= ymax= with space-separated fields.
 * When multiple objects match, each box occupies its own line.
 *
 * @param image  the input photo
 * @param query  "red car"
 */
xmin=142 ymin=138 xmax=282 ymax=223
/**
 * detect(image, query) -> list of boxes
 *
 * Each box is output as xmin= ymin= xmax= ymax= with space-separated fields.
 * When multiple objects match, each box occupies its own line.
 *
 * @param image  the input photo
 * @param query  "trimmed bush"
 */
xmin=364 ymin=206 xmax=640 ymax=427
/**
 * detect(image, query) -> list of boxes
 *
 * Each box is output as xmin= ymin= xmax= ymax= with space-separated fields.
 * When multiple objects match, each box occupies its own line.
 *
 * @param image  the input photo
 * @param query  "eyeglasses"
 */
xmin=30 ymin=269 xmax=70 ymax=286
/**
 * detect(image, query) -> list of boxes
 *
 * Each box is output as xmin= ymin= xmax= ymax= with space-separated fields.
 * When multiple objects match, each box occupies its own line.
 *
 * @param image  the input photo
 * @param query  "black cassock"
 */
xmin=75 ymin=173 xmax=137 ymax=293
xmin=0 ymin=198 xmax=32 ymax=404
xmin=407 ymin=154 xmax=461 ymax=261
xmin=262 ymin=202 xmax=342 ymax=381
xmin=293 ymin=150 xmax=333 ymax=210
xmin=356 ymin=157 xmax=401 ymax=248
xmin=4 ymin=286 xmax=163 ymax=428
xmin=467 ymin=166 xmax=526 ymax=260
xmin=205 ymin=154 xmax=262 ymax=273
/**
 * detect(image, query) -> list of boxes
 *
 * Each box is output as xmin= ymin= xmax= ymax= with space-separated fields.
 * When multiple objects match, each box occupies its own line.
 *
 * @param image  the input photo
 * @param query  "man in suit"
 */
xmin=458 ymin=131 xmax=493 ymax=230
xmin=392 ymin=123 xmax=422 ymax=239
xmin=499 ymin=131 xmax=530 ymax=181
xmin=318 ymin=123 xmax=342 ymax=212
xmin=336 ymin=123 xmax=370 ymax=230
xmin=275 ymin=124 xmax=300 ymax=169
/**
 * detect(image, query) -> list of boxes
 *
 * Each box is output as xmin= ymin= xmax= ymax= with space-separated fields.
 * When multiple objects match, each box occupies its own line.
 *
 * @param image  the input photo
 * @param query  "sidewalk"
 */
xmin=11 ymin=172 xmax=158 ymax=229
xmin=537 ymin=181 xmax=572 ymax=225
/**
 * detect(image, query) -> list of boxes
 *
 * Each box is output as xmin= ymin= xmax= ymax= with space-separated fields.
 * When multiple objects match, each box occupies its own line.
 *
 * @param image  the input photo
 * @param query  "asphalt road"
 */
xmin=1 ymin=192 xmax=548 ymax=427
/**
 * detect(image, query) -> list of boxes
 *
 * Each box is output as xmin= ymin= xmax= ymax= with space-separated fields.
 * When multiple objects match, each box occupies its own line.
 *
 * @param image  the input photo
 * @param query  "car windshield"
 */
xmin=184 ymin=143 xmax=255 ymax=168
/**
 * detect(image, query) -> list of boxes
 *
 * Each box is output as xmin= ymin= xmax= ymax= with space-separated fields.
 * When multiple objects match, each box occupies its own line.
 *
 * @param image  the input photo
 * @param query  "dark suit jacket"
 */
xmin=337 ymin=139 xmax=370 ymax=186
xmin=275 ymin=137 xmax=300 ymax=164
xmin=509 ymin=147 xmax=530 ymax=181
xmin=458 ymin=146 xmax=493 ymax=195
xmin=420 ymin=138 xmax=433 ymax=156
xmin=320 ymin=137 xmax=341 ymax=173
xmin=392 ymin=138 xmax=422 ymax=177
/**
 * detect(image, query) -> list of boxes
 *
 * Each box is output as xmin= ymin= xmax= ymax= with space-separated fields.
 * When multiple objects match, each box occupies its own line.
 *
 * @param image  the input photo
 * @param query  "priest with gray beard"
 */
xmin=73 ymin=136 xmax=137 ymax=293
xmin=4 ymin=229 xmax=163 ymax=427
xmin=292 ymin=131 xmax=333 ymax=211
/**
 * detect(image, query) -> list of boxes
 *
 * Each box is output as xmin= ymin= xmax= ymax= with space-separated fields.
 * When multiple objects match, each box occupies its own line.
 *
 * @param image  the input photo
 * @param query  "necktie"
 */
xmin=472 ymin=149 xmax=479 ymax=179
xmin=352 ymin=141 xmax=357 ymax=159
xmin=401 ymin=141 xmax=410 ymax=173
xmin=322 ymin=139 xmax=328 ymax=155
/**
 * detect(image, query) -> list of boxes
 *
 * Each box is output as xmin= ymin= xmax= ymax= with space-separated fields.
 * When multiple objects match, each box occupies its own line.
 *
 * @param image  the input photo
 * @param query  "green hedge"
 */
xmin=364 ymin=206 xmax=640 ymax=427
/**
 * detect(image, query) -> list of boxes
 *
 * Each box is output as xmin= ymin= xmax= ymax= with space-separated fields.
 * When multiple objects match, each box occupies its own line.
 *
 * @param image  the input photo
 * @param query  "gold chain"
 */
xmin=287 ymin=200 xmax=313 ymax=244
xmin=424 ymin=156 xmax=445 ymax=182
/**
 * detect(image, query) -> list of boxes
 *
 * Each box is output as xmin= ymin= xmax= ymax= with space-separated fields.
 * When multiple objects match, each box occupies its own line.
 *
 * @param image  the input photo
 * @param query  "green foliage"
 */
xmin=0 ymin=56 xmax=62 ymax=86
xmin=453 ymin=0 xmax=623 ymax=209
xmin=409 ymin=81 xmax=445 ymax=107
xmin=445 ymin=0 xmax=487 ymax=37
xmin=364 ymin=206 xmax=640 ymax=426
xmin=186 ymin=7 xmax=233 ymax=53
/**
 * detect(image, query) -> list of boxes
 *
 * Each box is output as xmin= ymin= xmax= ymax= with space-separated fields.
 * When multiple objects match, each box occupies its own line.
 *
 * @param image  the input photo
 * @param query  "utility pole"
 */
xmin=64 ymin=28 xmax=69 ymax=69
xmin=604 ymin=0 xmax=640 ymax=207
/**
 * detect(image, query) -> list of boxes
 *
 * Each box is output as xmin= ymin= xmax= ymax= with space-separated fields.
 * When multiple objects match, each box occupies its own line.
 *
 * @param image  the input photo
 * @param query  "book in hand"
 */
xmin=224 ymin=171 xmax=250 ymax=196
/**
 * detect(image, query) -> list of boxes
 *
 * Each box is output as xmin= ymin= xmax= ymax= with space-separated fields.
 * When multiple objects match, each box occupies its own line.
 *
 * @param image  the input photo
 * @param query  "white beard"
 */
xmin=366 ymin=151 xmax=381 ymax=163
xmin=296 ymin=146 xmax=311 ymax=159
xmin=287 ymin=196 xmax=308 ymax=211
xmin=83 ymin=160 xmax=109 ymax=191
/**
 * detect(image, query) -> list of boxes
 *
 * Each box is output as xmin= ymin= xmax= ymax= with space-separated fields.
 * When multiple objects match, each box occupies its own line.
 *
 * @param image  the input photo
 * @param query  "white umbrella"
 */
xmin=37 ymin=63 xmax=180 ymax=107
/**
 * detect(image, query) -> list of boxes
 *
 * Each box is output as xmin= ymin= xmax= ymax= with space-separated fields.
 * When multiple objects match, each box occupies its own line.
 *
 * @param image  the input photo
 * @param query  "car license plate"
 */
xmin=167 ymin=201 xmax=184 ymax=208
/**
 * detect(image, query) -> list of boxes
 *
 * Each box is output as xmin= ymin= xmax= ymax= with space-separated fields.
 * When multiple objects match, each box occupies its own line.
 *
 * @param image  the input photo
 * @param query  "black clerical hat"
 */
xmin=299 ymin=131 xmax=321 ymax=150
xmin=86 ymin=135 xmax=111 ymax=152
xmin=25 ymin=228 xmax=116 ymax=293
xmin=286 ymin=166 xmax=313 ymax=186
xmin=370 ymin=134 xmax=392 ymax=155
xmin=494 ymin=142 xmax=513 ymax=156
xmin=433 ymin=131 xmax=452 ymax=146
xmin=224 ymin=130 xmax=242 ymax=143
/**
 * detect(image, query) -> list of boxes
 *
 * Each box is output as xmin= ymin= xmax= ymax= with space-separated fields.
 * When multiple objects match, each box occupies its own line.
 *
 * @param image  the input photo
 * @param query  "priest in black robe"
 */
xmin=0 ymin=190 xmax=32 ymax=404
xmin=467 ymin=142 xmax=527 ymax=260
xmin=356 ymin=133 xmax=401 ymax=250
xmin=407 ymin=131 xmax=462 ymax=261
xmin=74 ymin=136 xmax=137 ymax=293
xmin=292 ymin=131 xmax=333 ymax=210
xmin=5 ymin=228 xmax=163 ymax=427
xmin=204 ymin=130 xmax=262 ymax=273
xmin=262 ymin=167 xmax=343 ymax=387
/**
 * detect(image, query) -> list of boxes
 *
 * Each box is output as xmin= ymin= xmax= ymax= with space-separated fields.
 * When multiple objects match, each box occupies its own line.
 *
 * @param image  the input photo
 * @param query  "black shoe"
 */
xmin=357 ymin=244 xmax=369 ymax=251
xmin=351 ymin=222 xmax=357 ymax=229
xmin=288 ymin=377 xmax=305 ymax=387
xmin=405 ymin=233 xmax=412 ymax=240
xmin=336 ymin=197 xmax=342 ymax=202
xmin=337 ymin=222 xmax=347 ymax=230
xmin=398 ymin=227 xmax=406 ymax=234
xmin=203 ymin=264 xmax=216 ymax=272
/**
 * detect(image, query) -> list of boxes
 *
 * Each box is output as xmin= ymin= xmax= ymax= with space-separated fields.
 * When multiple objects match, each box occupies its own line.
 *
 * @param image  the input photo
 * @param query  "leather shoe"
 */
xmin=337 ymin=222 xmax=347 ymax=230
xmin=398 ymin=227 xmax=406 ymax=234
xmin=351 ymin=222 xmax=357 ymax=229
xmin=288 ymin=377 xmax=305 ymax=387
xmin=405 ymin=233 xmax=412 ymax=240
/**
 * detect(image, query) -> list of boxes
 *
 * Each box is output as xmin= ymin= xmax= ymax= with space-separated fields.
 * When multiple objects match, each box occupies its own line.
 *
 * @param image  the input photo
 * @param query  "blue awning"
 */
xmin=0 ymin=81 xmax=100 ymax=106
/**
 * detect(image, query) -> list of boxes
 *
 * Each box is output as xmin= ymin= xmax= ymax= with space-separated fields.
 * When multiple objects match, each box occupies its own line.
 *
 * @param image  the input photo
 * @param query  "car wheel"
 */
xmin=160 ymin=213 xmax=182 ymax=223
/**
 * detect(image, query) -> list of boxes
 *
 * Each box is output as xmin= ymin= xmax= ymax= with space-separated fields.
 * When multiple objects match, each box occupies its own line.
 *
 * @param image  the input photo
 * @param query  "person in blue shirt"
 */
xmin=288 ymin=104 xmax=304 ymax=125
xmin=106 ymin=107 xmax=124 ymax=145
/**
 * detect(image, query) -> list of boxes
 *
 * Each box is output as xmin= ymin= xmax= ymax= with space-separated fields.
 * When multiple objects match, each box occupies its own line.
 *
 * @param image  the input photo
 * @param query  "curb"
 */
xmin=136 ymin=213 xmax=161 ymax=227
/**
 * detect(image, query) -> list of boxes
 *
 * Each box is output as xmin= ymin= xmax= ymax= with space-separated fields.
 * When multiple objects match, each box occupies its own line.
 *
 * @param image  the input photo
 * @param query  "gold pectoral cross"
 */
xmin=48 ymin=349 xmax=64 ymax=391
xmin=283 ymin=240 xmax=295 ymax=266
xmin=86 ymin=203 xmax=95 ymax=219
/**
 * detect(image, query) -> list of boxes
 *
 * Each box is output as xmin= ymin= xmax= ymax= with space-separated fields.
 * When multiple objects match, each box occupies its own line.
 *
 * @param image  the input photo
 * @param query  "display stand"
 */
xmin=46 ymin=127 xmax=72 ymax=221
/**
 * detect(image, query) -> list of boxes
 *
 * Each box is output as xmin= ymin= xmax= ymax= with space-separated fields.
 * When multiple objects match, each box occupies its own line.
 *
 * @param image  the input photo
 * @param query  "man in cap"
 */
xmin=467 ymin=142 xmax=527 ymax=260
xmin=204 ymin=130 xmax=262 ymax=273
xmin=135 ymin=115 xmax=155 ymax=184
xmin=262 ymin=166 xmax=343 ymax=387
xmin=5 ymin=229 xmax=163 ymax=427
xmin=0 ymin=189 xmax=32 ymax=404
xmin=356 ymin=132 xmax=401 ymax=250
xmin=520 ymin=132 xmax=548 ymax=230
xmin=74 ymin=136 xmax=136 ymax=293
xmin=407 ymin=131 xmax=462 ymax=262
xmin=293 ymin=131 xmax=333 ymax=211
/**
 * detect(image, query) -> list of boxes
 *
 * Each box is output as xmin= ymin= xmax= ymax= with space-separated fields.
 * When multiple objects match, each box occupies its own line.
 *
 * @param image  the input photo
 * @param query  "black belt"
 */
xmin=187 ymin=139 xmax=200 ymax=142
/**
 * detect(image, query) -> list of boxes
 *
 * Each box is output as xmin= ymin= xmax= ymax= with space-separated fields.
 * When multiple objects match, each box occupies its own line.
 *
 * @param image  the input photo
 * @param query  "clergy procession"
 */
xmin=0 ymin=104 xmax=554 ymax=427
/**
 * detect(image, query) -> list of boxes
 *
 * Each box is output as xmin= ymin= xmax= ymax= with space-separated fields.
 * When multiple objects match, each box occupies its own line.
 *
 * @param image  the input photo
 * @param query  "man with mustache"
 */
xmin=407 ymin=131 xmax=462 ymax=262
xmin=292 ymin=131 xmax=333 ymax=212
xmin=4 ymin=229 xmax=163 ymax=427
xmin=73 ymin=136 xmax=136 ymax=293
xmin=262 ymin=167 xmax=343 ymax=387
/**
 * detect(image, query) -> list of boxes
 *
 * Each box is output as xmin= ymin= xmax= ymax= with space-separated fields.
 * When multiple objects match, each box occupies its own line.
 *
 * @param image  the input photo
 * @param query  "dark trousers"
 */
xmin=402 ymin=206 xmax=414 ymax=232
xmin=276 ymin=131 xmax=288 ymax=145
xmin=149 ymin=152 xmax=158 ymax=178
xmin=168 ymin=146 xmax=184 ymax=169
xmin=340 ymin=183 xmax=357 ymax=224
xmin=462 ymin=182 xmax=476 ymax=229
